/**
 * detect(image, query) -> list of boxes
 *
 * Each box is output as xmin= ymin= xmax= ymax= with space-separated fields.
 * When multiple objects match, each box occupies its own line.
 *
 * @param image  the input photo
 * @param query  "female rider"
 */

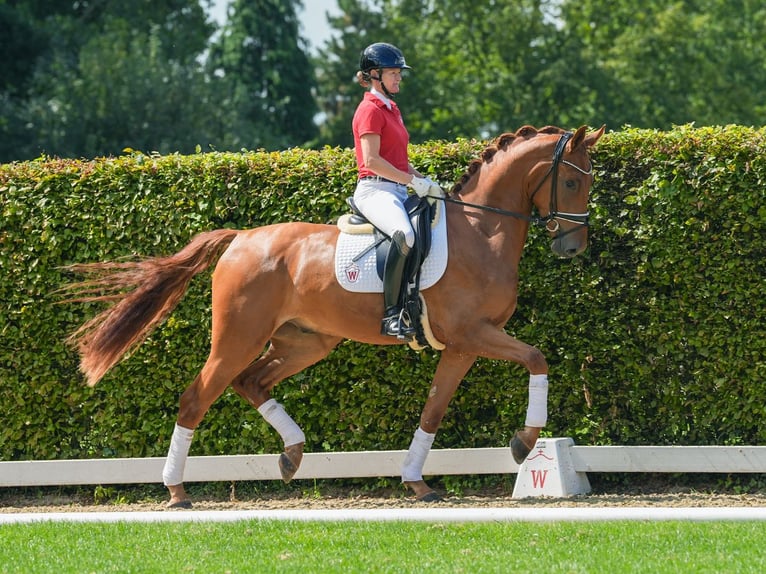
xmin=352 ymin=42 xmax=440 ymax=339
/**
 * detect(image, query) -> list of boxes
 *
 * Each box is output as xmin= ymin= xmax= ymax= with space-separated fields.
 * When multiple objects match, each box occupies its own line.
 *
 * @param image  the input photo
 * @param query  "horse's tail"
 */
xmin=63 ymin=229 xmax=239 ymax=387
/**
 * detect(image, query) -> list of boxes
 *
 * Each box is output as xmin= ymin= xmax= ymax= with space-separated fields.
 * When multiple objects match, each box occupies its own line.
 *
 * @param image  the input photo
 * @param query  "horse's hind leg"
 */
xmin=231 ymin=322 xmax=341 ymax=482
xmin=163 ymin=256 xmax=295 ymax=508
xmin=164 ymin=345 xmax=266 ymax=508
xmin=164 ymin=328 xmax=272 ymax=507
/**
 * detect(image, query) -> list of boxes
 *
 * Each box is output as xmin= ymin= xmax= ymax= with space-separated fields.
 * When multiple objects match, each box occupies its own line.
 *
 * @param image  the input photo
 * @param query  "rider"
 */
xmin=352 ymin=42 xmax=441 ymax=339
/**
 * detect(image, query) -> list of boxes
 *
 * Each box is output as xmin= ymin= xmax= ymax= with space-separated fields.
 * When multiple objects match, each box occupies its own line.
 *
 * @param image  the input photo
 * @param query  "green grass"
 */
xmin=1 ymin=520 xmax=765 ymax=573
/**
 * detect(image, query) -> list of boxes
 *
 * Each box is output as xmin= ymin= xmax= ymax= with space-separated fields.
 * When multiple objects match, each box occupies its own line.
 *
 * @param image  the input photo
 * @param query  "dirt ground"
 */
xmin=3 ymin=478 xmax=766 ymax=513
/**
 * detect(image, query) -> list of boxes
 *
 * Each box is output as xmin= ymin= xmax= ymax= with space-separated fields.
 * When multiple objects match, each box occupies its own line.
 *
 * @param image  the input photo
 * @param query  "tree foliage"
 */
xmin=558 ymin=0 xmax=766 ymax=128
xmin=0 ymin=0 xmax=314 ymax=161
xmin=312 ymin=0 xmax=766 ymax=147
xmin=207 ymin=0 xmax=318 ymax=150
xmin=1 ymin=0 xmax=765 ymax=162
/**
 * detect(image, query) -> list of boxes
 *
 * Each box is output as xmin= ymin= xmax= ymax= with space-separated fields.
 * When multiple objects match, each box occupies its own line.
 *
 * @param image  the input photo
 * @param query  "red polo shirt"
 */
xmin=352 ymin=91 xmax=410 ymax=178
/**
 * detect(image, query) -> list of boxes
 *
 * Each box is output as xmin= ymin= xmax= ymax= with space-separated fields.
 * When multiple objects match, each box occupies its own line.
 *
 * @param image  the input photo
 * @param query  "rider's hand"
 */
xmin=424 ymin=177 xmax=444 ymax=197
xmin=409 ymin=176 xmax=431 ymax=197
xmin=409 ymin=176 xmax=442 ymax=197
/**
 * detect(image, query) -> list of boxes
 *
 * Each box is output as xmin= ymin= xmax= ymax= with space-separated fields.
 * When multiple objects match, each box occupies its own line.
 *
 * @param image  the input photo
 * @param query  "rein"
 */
xmin=438 ymin=195 xmax=548 ymax=226
xmin=435 ymin=132 xmax=592 ymax=237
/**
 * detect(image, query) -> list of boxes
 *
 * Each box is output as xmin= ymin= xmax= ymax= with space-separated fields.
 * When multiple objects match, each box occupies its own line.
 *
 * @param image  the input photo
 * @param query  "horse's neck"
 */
xmin=452 ymin=158 xmax=534 ymax=263
xmin=464 ymin=148 xmax=532 ymax=208
xmin=448 ymin=191 xmax=531 ymax=270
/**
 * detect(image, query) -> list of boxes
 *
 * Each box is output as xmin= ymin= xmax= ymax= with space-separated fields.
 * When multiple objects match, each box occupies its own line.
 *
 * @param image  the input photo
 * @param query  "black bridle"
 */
xmin=436 ymin=132 xmax=593 ymax=236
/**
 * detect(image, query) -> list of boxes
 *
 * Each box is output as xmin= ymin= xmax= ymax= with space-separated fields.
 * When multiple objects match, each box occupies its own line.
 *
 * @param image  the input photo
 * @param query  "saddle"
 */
xmin=345 ymin=195 xmax=436 ymax=281
xmin=344 ymin=195 xmax=438 ymax=347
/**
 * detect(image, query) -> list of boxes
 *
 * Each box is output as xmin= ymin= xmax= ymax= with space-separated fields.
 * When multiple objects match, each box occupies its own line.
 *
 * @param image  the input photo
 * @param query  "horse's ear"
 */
xmin=569 ymin=124 xmax=605 ymax=151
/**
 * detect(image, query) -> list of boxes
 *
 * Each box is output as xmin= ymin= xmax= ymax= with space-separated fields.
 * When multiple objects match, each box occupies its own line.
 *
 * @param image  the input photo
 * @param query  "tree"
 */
xmin=0 ymin=1 xmax=77 ymax=160
xmin=558 ymin=0 xmax=766 ymax=128
xmin=4 ymin=0 xmax=765 ymax=161
xmin=313 ymin=0 xmax=387 ymax=148
xmin=0 ymin=1 xmax=49 ymax=95
xmin=386 ymin=0 xmax=561 ymax=139
xmin=313 ymin=0 xmax=580 ymax=144
xmin=313 ymin=0 xmax=766 ymax=145
xmin=1 ymin=0 xmax=219 ymax=160
xmin=45 ymin=20 xmax=219 ymax=157
xmin=208 ymin=0 xmax=318 ymax=150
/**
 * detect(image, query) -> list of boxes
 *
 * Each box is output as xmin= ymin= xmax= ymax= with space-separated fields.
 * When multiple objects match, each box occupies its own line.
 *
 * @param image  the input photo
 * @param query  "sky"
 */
xmin=207 ymin=0 xmax=341 ymax=53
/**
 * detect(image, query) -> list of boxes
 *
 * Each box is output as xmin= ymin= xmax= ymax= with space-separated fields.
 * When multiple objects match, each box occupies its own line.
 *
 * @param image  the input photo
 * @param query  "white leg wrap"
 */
xmin=401 ymin=427 xmax=436 ymax=482
xmin=162 ymin=423 xmax=194 ymax=486
xmin=525 ymin=373 xmax=549 ymax=427
xmin=258 ymin=398 xmax=305 ymax=447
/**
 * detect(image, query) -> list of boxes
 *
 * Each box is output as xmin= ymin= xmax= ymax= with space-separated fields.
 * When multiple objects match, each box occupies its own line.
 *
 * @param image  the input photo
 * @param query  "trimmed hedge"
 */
xmin=1 ymin=125 xmax=765 ymax=462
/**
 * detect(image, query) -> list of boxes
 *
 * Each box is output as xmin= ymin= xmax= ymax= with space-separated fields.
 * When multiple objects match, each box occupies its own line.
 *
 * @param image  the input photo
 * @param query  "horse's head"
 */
xmin=529 ymin=125 xmax=605 ymax=258
xmin=449 ymin=124 xmax=605 ymax=258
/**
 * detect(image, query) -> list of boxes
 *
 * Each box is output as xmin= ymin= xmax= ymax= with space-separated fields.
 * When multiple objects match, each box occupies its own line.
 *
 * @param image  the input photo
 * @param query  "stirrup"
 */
xmin=381 ymin=308 xmax=416 ymax=339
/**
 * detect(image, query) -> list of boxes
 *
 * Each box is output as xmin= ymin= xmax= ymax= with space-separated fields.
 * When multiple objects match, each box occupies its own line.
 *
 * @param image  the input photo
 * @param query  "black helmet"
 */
xmin=359 ymin=43 xmax=411 ymax=73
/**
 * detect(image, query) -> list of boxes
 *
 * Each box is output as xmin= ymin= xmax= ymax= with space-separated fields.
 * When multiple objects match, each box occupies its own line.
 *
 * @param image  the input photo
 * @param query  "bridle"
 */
xmin=437 ymin=132 xmax=593 ymax=237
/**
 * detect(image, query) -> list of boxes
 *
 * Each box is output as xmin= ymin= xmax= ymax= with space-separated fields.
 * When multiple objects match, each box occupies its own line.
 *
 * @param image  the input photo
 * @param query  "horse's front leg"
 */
xmin=403 ymin=351 xmax=477 ymax=501
xmin=509 ymin=372 xmax=548 ymax=463
xmin=403 ymin=325 xmax=551 ymax=503
xmin=466 ymin=327 xmax=550 ymax=464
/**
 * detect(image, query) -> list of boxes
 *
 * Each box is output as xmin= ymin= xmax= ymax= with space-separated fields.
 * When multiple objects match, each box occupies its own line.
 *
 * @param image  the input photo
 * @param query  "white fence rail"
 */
xmin=2 ymin=445 xmax=766 ymax=488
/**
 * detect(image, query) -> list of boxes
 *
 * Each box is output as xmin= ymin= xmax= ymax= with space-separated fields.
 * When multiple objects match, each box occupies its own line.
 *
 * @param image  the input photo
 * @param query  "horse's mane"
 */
xmin=451 ymin=125 xmax=565 ymax=194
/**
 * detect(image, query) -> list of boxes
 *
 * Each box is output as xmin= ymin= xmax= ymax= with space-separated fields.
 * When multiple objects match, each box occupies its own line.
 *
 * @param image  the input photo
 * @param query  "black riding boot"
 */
xmin=381 ymin=231 xmax=415 ymax=339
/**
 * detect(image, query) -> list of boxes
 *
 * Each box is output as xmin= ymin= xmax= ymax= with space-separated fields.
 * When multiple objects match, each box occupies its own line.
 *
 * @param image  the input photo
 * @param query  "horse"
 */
xmin=65 ymin=124 xmax=605 ymax=507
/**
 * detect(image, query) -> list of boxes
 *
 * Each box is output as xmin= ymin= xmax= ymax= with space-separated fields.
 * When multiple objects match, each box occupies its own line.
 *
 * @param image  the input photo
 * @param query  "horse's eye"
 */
xmin=565 ymin=179 xmax=577 ymax=190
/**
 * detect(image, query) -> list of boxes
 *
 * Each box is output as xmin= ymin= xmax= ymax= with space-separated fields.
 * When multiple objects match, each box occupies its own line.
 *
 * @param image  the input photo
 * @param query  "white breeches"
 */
xmin=353 ymin=180 xmax=415 ymax=248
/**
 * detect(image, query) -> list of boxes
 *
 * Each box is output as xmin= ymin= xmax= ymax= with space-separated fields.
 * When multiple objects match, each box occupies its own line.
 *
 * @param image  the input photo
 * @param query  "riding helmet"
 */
xmin=359 ymin=43 xmax=412 ymax=72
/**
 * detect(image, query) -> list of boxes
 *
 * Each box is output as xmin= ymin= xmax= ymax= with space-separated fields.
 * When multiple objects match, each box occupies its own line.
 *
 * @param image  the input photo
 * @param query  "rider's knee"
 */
xmin=401 ymin=228 xmax=415 ymax=249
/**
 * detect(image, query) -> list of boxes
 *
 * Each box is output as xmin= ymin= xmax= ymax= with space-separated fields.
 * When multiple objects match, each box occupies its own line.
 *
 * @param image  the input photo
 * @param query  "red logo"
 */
xmin=345 ymin=263 xmax=360 ymax=283
xmin=531 ymin=469 xmax=549 ymax=488
xmin=526 ymin=448 xmax=554 ymax=462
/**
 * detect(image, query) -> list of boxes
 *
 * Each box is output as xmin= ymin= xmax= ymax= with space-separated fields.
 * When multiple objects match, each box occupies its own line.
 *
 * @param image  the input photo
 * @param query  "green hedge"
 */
xmin=1 ymin=125 xmax=765 ymax=462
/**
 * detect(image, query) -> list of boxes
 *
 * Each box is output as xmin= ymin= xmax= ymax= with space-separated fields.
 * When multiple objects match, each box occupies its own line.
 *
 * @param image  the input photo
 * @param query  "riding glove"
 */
xmin=409 ymin=176 xmax=442 ymax=197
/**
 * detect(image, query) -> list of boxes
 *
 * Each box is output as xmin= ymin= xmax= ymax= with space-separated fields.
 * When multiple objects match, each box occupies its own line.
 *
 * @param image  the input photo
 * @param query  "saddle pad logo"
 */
xmin=344 ymin=262 xmax=361 ymax=283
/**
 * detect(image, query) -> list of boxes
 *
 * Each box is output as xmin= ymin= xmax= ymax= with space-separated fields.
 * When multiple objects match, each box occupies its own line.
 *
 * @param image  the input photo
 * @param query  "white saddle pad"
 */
xmin=334 ymin=201 xmax=448 ymax=293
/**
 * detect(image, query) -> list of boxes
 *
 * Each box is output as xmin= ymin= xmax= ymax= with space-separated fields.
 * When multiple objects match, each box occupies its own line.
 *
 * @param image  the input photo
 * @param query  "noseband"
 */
xmin=439 ymin=132 xmax=592 ymax=238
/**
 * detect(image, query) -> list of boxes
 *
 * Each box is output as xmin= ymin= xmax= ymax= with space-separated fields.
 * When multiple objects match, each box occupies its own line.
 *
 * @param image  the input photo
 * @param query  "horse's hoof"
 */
xmin=279 ymin=443 xmax=304 ymax=483
xmin=417 ymin=491 xmax=444 ymax=503
xmin=510 ymin=433 xmax=533 ymax=464
xmin=166 ymin=499 xmax=193 ymax=509
xmin=279 ymin=453 xmax=298 ymax=483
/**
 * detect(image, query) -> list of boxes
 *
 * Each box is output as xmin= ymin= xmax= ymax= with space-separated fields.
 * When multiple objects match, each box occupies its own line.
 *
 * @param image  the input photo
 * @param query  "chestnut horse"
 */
xmin=66 ymin=124 xmax=604 ymax=507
